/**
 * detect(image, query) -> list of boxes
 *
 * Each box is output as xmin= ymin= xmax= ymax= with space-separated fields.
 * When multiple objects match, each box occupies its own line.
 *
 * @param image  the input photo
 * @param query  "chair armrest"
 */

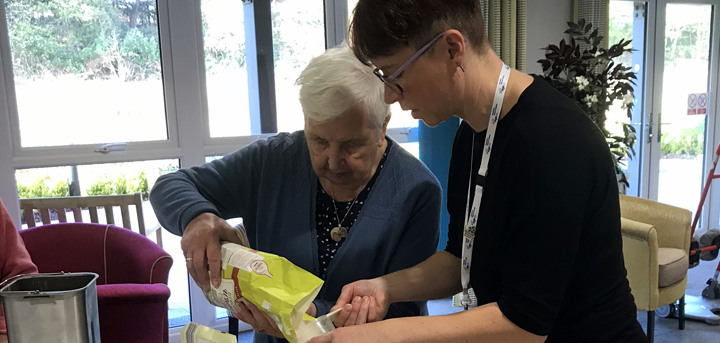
xmin=619 ymin=195 xmax=691 ymax=251
xmin=620 ymin=217 xmax=660 ymax=311
xmin=621 ymin=217 xmax=656 ymax=241
xmin=97 ymin=283 xmax=171 ymax=304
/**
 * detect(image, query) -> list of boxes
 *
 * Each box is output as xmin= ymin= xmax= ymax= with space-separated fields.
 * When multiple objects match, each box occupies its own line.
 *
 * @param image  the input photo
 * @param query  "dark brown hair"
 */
xmin=349 ymin=0 xmax=488 ymax=64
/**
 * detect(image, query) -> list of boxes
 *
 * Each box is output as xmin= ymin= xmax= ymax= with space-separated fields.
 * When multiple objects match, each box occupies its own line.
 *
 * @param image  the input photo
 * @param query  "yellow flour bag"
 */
xmin=202 ymin=242 xmax=323 ymax=342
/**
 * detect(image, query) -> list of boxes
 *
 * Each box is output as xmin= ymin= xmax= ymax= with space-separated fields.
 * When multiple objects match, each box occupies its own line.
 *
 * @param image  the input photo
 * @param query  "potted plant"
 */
xmin=536 ymin=19 xmax=638 ymax=193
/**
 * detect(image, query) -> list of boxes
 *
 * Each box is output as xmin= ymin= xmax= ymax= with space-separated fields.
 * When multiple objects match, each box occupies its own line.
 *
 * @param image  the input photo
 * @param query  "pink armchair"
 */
xmin=19 ymin=223 xmax=173 ymax=343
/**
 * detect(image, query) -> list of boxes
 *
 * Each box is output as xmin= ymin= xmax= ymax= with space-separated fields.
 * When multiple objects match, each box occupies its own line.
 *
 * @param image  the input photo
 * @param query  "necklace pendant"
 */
xmin=331 ymin=226 xmax=348 ymax=242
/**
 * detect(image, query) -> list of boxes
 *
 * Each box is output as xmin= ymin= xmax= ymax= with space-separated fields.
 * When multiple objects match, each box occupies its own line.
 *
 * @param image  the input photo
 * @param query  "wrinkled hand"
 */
xmin=307 ymin=325 xmax=388 ymax=343
xmin=332 ymin=279 xmax=390 ymax=327
xmin=234 ymin=299 xmax=318 ymax=338
xmin=234 ymin=298 xmax=284 ymax=338
xmin=181 ymin=212 xmax=245 ymax=291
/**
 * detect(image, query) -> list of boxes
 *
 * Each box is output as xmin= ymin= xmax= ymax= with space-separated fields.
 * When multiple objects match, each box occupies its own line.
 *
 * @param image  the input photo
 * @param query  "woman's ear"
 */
xmin=444 ymin=29 xmax=466 ymax=66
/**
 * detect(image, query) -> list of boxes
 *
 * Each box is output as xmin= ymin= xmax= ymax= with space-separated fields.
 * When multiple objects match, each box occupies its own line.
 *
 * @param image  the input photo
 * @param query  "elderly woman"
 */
xmin=149 ymin=44 xmax=441 ymax=343
xmin=0 ymin=199 xmax=38 ymax=343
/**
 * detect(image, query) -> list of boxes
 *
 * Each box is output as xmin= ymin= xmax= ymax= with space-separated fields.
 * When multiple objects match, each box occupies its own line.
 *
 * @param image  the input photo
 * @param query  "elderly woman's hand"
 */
xmin=234 ymin=298 xmax=284 ymax=338
xmin=181 ymin=212 xmax=246 ymax=291
xmin=234 ymin=298 xmax=318 ymax=338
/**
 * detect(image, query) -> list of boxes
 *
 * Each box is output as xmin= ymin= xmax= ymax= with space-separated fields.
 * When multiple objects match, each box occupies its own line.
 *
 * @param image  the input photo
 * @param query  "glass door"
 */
xmin=608 ymin=0 xmax=650 ymax=198
xmin=647 ymin=0 xmax=719 ymax=228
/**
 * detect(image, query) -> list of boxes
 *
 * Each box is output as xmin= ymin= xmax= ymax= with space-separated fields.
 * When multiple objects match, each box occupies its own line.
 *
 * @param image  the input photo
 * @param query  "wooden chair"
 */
xmin=19 ymin=192 xmax=163 ymax=247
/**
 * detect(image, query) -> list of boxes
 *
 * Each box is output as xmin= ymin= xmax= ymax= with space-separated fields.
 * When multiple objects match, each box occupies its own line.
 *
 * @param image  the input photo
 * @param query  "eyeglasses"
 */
xmin=373 ymin=32 xmax=445 ymax=95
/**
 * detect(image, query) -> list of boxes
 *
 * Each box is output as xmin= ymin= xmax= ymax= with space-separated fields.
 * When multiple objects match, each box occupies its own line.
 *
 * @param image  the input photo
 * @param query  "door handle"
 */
xmin=646 ymin=112 xmax=654 ymax=144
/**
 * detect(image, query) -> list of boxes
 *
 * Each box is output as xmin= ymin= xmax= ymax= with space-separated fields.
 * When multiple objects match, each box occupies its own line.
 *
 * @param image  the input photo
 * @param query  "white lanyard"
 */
xmin=461 ymin=63 xmax=511 ymax=310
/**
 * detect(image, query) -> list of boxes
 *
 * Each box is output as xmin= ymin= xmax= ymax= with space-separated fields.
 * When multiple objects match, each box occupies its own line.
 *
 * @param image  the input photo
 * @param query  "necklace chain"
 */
xmin=329 ymin=189 xmax=360 ymax=229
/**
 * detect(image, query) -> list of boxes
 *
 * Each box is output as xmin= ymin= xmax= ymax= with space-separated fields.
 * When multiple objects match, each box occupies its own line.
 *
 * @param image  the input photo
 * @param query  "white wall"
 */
xmin=526 ymin=0 xmax=574 ymax=74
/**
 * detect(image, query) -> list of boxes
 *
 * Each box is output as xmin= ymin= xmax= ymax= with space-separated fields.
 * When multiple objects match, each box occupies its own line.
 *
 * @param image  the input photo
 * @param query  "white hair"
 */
xmin=296 ymin=43 xmax=390 ymax=137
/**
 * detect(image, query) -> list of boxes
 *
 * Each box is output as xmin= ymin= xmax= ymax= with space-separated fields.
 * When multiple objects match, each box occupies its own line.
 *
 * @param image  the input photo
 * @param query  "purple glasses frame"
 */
xmin=373 ymin=32 xmax=446 ymax=94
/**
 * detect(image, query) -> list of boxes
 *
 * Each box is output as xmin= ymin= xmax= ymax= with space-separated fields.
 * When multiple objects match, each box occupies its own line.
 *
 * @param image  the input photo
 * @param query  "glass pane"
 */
xmin=273 ymin=0 xmax=326 ymax=133
xmin=389 ymin=104 xmax=419 ymax=129
xmin=202 ymin=0 xmax=251 ymax=138
xmin=400 ymin=142 xmax=419 ymax=159
xmin=607 ymin=1 xmax=647 ymax=196
xmin=658 ymin=4 xmax=713 ymax=216
xmin=5 ymin=0 xmax=167 ymax=147
xmin=163 ymin=229 xmax=192 ymax=328
xmin=15 ymin=159 xmax=191 ymax=328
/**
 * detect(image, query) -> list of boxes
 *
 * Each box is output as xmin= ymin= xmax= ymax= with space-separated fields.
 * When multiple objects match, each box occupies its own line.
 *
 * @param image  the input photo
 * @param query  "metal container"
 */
xmin=0 ymin=272 xmax=101 ymax=343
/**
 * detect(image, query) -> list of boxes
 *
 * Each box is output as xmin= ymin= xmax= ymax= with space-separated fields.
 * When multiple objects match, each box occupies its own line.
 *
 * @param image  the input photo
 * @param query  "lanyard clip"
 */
xmin=461 ymin=288 xmax=470 ymax=311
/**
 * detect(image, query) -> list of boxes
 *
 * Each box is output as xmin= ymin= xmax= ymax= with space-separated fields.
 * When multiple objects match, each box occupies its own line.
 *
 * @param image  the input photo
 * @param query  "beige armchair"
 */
xmin=619 ymin=195 xmax=692 ymax=343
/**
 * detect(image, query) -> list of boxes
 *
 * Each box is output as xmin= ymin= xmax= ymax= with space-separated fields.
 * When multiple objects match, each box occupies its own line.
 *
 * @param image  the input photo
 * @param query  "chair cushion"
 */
xmin=658 ymin=248 xmax=688 ymax=287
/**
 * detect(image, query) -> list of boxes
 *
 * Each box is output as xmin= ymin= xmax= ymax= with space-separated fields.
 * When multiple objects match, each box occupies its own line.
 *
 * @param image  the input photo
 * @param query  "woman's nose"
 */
xmin=326 ymin=149 xmax=345 ymax=171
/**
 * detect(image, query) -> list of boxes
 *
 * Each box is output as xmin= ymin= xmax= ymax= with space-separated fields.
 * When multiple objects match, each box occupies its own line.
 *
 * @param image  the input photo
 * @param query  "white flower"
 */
xmin=584 ymin=94 xmax=599 ymax=107
xmin=621 ymin=93 xmax=634 ymax=109
xmin=575 ymin=76 xmax=590 ymax=90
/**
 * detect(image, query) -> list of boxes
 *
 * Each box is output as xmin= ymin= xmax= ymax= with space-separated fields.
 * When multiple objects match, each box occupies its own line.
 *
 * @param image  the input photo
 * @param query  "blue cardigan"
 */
xmin=150 ymin=131 xmax=441 ymax=343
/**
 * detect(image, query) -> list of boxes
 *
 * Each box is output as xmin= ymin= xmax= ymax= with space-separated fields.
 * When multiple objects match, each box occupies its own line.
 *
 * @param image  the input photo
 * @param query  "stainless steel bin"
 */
xmin=0 ymin=272 xmax=101 ymax=343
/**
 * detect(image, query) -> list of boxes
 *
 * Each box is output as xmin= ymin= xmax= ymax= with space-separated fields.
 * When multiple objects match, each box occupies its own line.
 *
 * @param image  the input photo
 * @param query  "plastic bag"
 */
xmin=202 ymin=242 xmax=324 ymax=342
xmin=180 ymin=322 xmax=236 ymax=343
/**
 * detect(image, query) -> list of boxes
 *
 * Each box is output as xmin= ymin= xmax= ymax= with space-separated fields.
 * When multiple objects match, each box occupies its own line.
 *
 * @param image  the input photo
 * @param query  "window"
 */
xmin=272 ymin=0 xmax=326 ymax=133
xmin=202 ymin=0 xmax=251 ymax=138
xmin=204 ymin=0 xmax=326 ymax=137
xmin=5 ymin=0 xmax=167 ymax=147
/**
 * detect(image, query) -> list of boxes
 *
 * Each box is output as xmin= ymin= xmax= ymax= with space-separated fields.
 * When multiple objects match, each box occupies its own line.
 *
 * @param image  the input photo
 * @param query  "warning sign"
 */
xmin=688 ymin=93 xmax=708 ymax=115
xmin=698 ymin=93 xmax=708 ymax=115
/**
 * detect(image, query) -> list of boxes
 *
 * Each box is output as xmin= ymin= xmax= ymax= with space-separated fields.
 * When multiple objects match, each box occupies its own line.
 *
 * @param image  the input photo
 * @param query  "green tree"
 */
xmin=115 ymin=174 xmax=130 ymax=194
xmin=661 ymin=123 xmax=705 ymax=157
xmin=86 ymin=179 xmax=115 ymax=195
xmin=665 ymin=23 xmax=711 ymax=63
xmin=51 ymin=180 xmax=70 ymax=197
xmin=17 ymin=178 xmax=51 ymax=198
xmin=5 ymin=0 xmax=161 ymax=81
xmin=132 ymin=171 xmax=148 ymax=195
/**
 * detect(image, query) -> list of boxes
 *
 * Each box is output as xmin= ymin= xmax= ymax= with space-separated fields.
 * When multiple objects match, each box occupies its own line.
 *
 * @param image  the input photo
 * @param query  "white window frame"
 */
xmin=0 ymin=0 xmax=182 ymax=160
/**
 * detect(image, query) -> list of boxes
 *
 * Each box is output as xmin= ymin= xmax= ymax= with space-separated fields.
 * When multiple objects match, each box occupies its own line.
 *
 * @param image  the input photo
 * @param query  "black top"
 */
xmin=315 ymin=140 xmax=392 ymax=278
xmin=445 ymin=77 xmax=646 ymax=342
